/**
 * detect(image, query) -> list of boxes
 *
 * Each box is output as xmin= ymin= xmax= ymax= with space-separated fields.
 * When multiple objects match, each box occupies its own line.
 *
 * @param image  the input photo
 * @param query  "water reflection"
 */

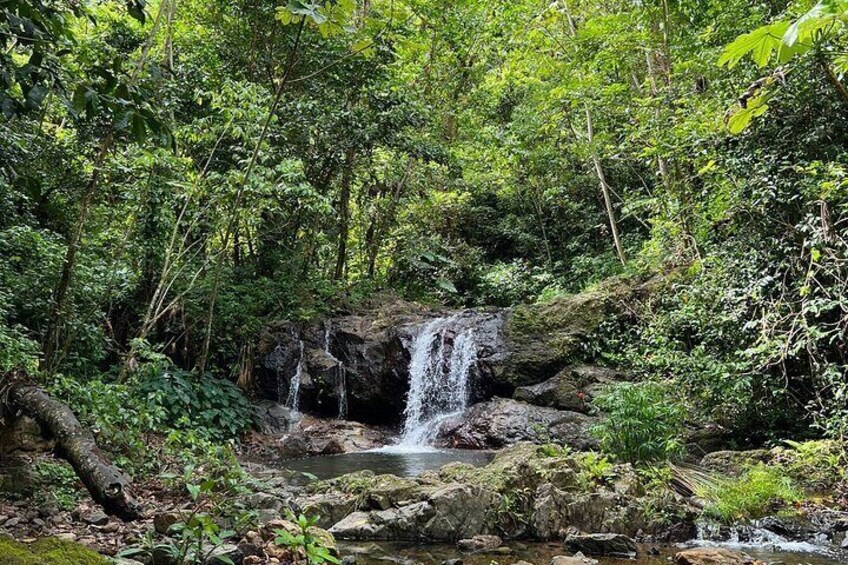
xmin=281 ymin=449 xmax=494 ymax=480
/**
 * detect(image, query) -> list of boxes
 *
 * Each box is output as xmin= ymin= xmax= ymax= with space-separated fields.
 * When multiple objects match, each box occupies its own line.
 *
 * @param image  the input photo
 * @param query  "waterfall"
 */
xmin=286 ymin=339 xmax=305 ymax=411
xmin=324 ymin=322 xmax=347 ymax=419
xmin=399 ymin=314 xmax=478 ymax=447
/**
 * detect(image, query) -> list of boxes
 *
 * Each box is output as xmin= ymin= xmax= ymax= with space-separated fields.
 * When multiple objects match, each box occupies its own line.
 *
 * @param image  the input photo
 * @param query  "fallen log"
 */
xmin=2 ymin=373 xmax=142 ymax=520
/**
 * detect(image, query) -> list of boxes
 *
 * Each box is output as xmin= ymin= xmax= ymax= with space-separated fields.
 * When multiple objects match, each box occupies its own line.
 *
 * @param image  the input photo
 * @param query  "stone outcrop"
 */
xmin=512 ymin=366 xmax=625 ymax=413
xmin=435 ymin=397 xmax=597 ymax=450
xmin=275 ymin=418 xmax=391 ymax=459
xmin=296 ymin=443 xmax=694 ymax=542
xmin=256 ymin=279 xmax=652 ymax=429
xmin=257 ymin=302 xmax=506 ymax=425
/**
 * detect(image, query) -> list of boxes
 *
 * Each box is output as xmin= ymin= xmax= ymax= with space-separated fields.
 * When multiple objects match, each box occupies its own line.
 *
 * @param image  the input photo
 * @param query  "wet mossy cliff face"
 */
xmin=256 ymin=277 xmax=653 ymax=426
xmin=493 ymin=277 xmax=647 ymax=388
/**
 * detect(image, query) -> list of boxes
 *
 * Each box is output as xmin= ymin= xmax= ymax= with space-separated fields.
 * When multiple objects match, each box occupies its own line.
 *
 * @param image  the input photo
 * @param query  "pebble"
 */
xmin=4 ymin=517 xmax=21 ymax=528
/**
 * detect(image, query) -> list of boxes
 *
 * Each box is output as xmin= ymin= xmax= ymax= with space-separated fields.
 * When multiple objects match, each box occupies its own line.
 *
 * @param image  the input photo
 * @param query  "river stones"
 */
xmin=550 ymin=554 xmax=599 ymax=565
xmin=674 ymin=548 xmax=759 ymax=565
xmin=564 ymin=533 xmax=636 ymax=557
xmin=456 ymin=534 xmax=502 ymax=551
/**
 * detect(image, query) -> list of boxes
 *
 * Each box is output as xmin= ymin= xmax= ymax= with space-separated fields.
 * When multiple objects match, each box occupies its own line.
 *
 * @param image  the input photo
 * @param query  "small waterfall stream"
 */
xmin=286 ymin=340 xmax=305 ymax=411
xmin=398 ymin=314 xmax=479 ymax=448
xmin=324 ymin=322 xmax=348 ymax=419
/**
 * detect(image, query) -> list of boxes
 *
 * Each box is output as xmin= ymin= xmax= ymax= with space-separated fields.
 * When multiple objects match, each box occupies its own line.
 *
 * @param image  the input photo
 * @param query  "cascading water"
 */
xmin=398 ymin=314 xmax=478 ymax=447
xmin=324 ymin=322 xmax=347 ymax=419
xmin=286 ymin=340 xmax=305 ymax=411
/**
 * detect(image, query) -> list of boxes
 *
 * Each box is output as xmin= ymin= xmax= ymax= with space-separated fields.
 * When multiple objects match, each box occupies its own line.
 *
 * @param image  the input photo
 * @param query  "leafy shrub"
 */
xmin=700 ymin=464 xmax=800 ymax=523
xmin=138 ymin=367 xmax=254 ymax=441
xmin=773 ymin=440 xmax=846 ymax=492
xmin=592 ymin=382 xmax=686 ymax=464
xmin=274 ymin=512 xmax=340 ymax=565
xmin=34 ymin=460 xmax=83 ymax=511
xmin=50 ymin=375 xmax=153 ymax=473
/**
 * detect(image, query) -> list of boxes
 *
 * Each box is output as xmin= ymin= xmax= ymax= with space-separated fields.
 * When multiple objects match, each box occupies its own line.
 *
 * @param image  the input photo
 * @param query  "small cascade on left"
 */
xmin=324 ymin=321 xmax=348 ymax=419
xmin=286 ymin=339 xmax=305 ymax=412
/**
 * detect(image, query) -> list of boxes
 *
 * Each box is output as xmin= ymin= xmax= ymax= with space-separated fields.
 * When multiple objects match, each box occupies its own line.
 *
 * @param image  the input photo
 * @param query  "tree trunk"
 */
xmin=584 ymin=107 xmax=626 ymax=265
xmin=4 ymin=375 xmax=142 ymax=521
xmin=334 ymin=146 xmax=356 ymax=281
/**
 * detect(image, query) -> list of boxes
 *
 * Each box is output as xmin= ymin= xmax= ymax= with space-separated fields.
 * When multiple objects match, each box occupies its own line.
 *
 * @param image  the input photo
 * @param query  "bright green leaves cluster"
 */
xmin=720 ymin=0 xmax=848 ymax=132
xmin=275 ymin=0 xmax=357 ymax=36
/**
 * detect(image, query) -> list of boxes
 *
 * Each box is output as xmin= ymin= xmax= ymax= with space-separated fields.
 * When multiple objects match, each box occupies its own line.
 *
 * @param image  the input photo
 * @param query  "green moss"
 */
xmin=0 ymin=537 xmax=108 ymax=565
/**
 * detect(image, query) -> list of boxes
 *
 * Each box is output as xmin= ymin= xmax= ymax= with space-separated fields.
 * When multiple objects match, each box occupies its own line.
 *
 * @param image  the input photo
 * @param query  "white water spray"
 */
xmin=286 ymin=339 xmax=305 ymax=411
xmin=324 ymin=322 xmax=347 ymax=419
xmin=398 ymin=314 xmax=478 ymax=447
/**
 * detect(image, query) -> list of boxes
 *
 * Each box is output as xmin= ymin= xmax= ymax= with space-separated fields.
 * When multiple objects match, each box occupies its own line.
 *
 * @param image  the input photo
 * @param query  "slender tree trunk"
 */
xmin=43 ymin=132 xmax=113 ymax=372
xmin=560 ymin=1 xmax=625 ymax=265
xmin=197 ymin=20 xmax=305 ymax=374
xmin=585 ymin=107 xmax=626 ymax=265
xmin=334 ymin=146 xmax=355 ymax=281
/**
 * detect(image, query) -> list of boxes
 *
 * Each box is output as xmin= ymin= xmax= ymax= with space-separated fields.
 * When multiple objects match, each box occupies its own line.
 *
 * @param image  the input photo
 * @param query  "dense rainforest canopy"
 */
xmin=3 ymin=0 xmax=848 ymax=475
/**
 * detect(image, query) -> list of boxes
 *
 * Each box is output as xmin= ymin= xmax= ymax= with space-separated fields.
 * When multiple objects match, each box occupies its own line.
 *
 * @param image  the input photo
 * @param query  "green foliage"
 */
xmin=122 ymin=450 xmax=256 ymax=565
xmin=575 ymin=452 xmax=616 ymax=490
xmin=136 ymin=353 xmax=255 ymax=441
xmin=274 ymin=512 xmax=340 ymax=565
xmin=33 ymin=460 xmax=83 ymax=511
xmin=700 ymin=464 xmax=801 ymax=523
xmin=592 ymin=382 xmax=687 ymax=464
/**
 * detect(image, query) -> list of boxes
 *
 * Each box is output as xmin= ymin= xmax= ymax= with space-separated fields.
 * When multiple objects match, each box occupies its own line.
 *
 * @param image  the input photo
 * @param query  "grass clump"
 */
xmin=700 ymin=463 xmax=800 ymax=523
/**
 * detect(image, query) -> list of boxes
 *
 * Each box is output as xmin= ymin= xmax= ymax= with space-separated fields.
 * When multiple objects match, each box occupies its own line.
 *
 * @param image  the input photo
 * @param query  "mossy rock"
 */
xmin=0 ymin=536 xmax=108 ymax=565
xmin=500 ymin=278 xmax=639 ymax=387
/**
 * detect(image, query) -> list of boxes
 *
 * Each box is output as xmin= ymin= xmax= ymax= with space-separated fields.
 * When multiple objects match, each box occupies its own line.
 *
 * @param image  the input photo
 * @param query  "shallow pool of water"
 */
xmin=338 ymin=540 xmax=845 ymax=565
xmin=281 ymin=448 xmax=494 ymax=479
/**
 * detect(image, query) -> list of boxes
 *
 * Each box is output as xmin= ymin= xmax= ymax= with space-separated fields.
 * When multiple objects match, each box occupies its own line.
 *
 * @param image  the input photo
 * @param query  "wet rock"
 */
xmin=204 ymin=543 xmax=244 ymax=565
xmin=699 ymin=450 xmax=772 ymax=476
xmin=341 ymin=556 xmax=357 ymax=565
xmin=258 ymin=303 xmax=431 ymax=424
xmin=278 ymin=419 xmax=391 ymax=459
xmin=564 ymin=533 xmax=636 ymax=558
xmin=457 ymin=534 xmax=502 ymax=551
xmin=436 ymin=397 xmax=597 ymax=450
xmin=442 ymin=560 xmax=463 ymax=565
xmin=550 ymin=554 xmax=599 ymax=565
xmin=674 ymin=548 xmax=758 ymax=565
xmin=255 ymin=401 xmax=301 ymax=434
xmin=513 ymin=366 xmax=624 ymax=413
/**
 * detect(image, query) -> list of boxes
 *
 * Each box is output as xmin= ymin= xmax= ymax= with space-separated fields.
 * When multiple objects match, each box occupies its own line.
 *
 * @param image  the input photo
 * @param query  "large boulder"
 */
xmin=435 ymin=397 xmax=597 ymax=450
xmin=564 ymin=533 xmax=636 ymax=558
xmin=674 ymin=548 xmax=759 ymax=565
xmin=276 ymin=418 xmax=391 ymax=459
xmin=493 ymin=278 xmax=649 ymax=388
xmin=328 ymin=483 xmax=503 ymax=541
xmin=512 ymin=366 xmax=625 ymax=413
